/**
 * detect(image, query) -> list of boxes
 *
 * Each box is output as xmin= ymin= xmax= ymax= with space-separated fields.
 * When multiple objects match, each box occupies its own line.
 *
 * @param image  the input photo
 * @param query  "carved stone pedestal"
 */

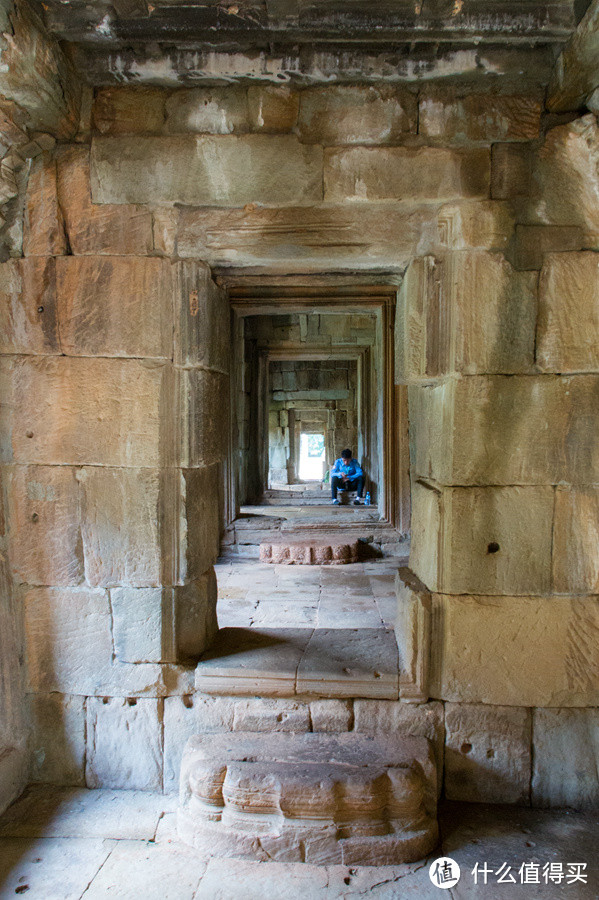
xmin=259 ymin=537 xmax=359 ymax=565
xmin=178 ymin=732 xmax=438 ymax=865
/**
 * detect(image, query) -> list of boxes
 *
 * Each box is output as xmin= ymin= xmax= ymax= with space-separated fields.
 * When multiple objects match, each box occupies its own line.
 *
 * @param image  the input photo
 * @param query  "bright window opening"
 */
xmin=298 ymin=432 xmax=325 ymax=481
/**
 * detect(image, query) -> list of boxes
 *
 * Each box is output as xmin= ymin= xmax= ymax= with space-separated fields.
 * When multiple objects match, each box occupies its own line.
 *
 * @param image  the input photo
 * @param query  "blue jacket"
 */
xmin=331 ymin=457 xmax=363 ymax=479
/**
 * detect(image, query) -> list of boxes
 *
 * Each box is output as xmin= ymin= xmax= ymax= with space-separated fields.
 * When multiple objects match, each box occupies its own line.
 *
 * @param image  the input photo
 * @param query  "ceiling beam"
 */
xmin=546 ymin=0 xmax=599 ymax=110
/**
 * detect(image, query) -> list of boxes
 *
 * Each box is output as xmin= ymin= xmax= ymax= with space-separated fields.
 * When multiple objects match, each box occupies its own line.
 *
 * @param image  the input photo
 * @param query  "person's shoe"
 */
xmin=332 ymin=498 xmax=340 ymax=505
xmin=353 ymin=497 xmax=362 ymax=506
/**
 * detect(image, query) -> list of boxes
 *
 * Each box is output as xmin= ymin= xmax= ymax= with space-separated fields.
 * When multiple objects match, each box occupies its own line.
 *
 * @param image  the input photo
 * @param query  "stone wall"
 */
xmin=268 ymin=360 xmax=358 ymax=486
xmin=399 ymin=111 xmax=599 ymax=808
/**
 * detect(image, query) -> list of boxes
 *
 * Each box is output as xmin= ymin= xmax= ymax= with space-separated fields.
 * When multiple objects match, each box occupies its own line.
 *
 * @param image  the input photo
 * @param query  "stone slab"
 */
xmin=179 ymin=731 xmax=437 ymax=865
xmin=444 ymin=703 xmax=532 ymax=805
xmin=93 ymin=86 xmax=167 ymax=134
xmin=29 ymin=693 xmax=86 ymax=785
xmin=298 ymin=85 xmax=417 ymax=144
xmin=514 ymin=224 xmax=584 ymax=270
xmin=491 ymin=142 xmax=533 ymax=199
xmin=296 ymin=628 xmax=399 ymax=699
xmin=532 ymin=708 xmax=599 ymax=809
xmin=91 ymin=135 xmax=323 ymax=206
xmin=195 ymin=628 xmax=310 ymax=696
xmin=164 ymin=86 xmax=248 ymax=134
xmin=260 ymin=537 xmax=359 ymax=565
xmin=56 ymin=256 xmax=173 ymax=359
xmin=553 ymin=487 xmax=599 ymax=594
xmin=0 ymin=257 xmax=60 ymax=356
xmin=430 ymin=594 xmax=599 ymax=707
xmin=420 ymin=92 xmax=542 ymax=142
xmin=324 ymin=146 xmax=490 ymax=201
xmin=23 ymin=152 xmax=67 ymax=256
xmin=537 ymin=252 xmax=599 ymax=372
xmin=86 ymin=698 xmax=163 ymax=791
xmin=0 ymin=836 xmax=114 ymax=900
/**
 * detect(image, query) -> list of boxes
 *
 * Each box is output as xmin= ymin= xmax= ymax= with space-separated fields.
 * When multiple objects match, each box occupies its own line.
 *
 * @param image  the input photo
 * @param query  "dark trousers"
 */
xmin=331 ymin=474 xmax=364 ymax=499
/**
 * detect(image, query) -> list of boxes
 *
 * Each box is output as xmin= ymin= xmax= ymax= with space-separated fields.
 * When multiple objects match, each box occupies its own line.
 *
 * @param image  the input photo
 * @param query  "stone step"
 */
xmin=178 ymin=732 xmax=438 ymax=865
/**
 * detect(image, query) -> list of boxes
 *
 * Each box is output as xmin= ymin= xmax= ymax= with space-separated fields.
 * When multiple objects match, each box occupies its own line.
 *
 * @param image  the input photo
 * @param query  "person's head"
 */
xmin=341 ymin=449 xmax=352 ymax=461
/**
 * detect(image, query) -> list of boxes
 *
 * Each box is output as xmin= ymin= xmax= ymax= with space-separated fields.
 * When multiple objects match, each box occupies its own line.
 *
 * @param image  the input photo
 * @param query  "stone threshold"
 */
xmin=195 ymin=627 xmax=399 ymax=699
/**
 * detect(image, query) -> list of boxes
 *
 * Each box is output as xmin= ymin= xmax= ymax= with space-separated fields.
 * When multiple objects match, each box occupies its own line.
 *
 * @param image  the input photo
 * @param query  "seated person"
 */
xmin=330 ymin=449 xmax=365 ymax=506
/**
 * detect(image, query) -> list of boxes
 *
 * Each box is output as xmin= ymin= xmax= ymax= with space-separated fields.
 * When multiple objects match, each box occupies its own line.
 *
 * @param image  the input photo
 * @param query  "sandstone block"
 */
xmin=436 ymin=201 xmax=515 ymax=252
xmin=410 ymin=375 xmax=599 ymax=486
xmin=410 ymin=483 xmax=553 ymax=595
xmin=29 ymin=693 xmax=85 ymax=785
xmin=152 ymin=207 xmax=178 ymax=257
xmin=174 ymin=261 xmax=229 ymax=370
xmin=163 ymin=694 xmax=237 ymax=791
xmin=309 ymin=699 xmax=353 ymax=732
xmin=444 ymin=703 xmax=531 ymax=805
xmin=23 ymin=153 xmax=66 ymax=256
xmin=24 ymin=586 xmax=113 ymax=695
xmin=178 ymin=732 xmax=437 ymax=864
xmin=7 ymin=465 xmax=84 ymax=587
xmin=79 ymin=467 xmax=163 ymax=588
xmin=430 ymin=594 xmax=599 ymax=706
xmin=553 ymin=487 xmax=599 ymax=594
xmin=527 ymin=115 xmax=599 ymax=246
xmin=165 ymin=86 xmax=248 ymax=134
xmin=56 ymin=257 xmax=174 ymax=359
xmin=183 ymin=466 xmax=222 ymax=579
xmin=86 ymin=697 xmax=163 ymax=791
xmin=6 ymin=357 xmax=169 ymax=467
xmin=298 ymin=86 xmax=417 ymax=144
xmin=247 ymin=85 xmax=298 ymax=132
xmin=396 ymin=568 xmax=431 ymax=702
xmin=491 ymin=143 xmax=533 ymax=199
xmin=324 ymin=146 xmax=490 ymax=202
xmin=56 ymin=145 xmax=153 ymax=255
xmin=260 ymin=537 xmax=359 ymax=565
xmin=184 ymin=371 xmax=229 ymax=467
xmin=513 ymin=224 xmax=583 ymax=270
xmin=91 ymin=135 xmax=323 ymax=206
xmin=111 ymin=587 xmax=175 ymax=664
xmin=532 ymin=708 xmax=599 ymax=808
xmin=537 ymin=252 xmax=599 ymax=372
xmin=353 ymin=700 xmax=445 ymax=779
xmin=0 ymin=258 xmax=60 ymax=355
xmin=175 ymin=570 xmax=219 ymax=661
xmin=419 ymin=92 xmax=542 ymax=142
xmin=93 ymin=86 xmax=166 ymax=134
xmin=176 ymin=202 xmax=433 ymax=270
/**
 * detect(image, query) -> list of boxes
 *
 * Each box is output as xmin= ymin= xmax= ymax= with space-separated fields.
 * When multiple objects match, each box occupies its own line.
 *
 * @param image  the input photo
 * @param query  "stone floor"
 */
xmin=197 ymin=558 xmax=401 ymax=699
xmin=1 ymin=786 xmax=597 ymax=899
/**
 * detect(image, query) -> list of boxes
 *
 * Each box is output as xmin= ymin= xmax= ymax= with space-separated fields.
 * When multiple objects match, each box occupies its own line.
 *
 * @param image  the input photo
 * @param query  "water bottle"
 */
xmin=365 ymin=492 xmax=371 ymax=506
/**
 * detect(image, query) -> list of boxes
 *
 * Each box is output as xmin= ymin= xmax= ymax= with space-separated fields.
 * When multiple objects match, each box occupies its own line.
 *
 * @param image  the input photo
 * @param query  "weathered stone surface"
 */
xmin=7 ymin=465 xmax=83 ymax=587
xmin=298 ymin=86 xmax=417 ymax=144
xmin=395 ymin=568 xmax=431 ymax=702
xmin=5 ymin=357 xmax=169 ymax=467
xmin=175 ymin=571 xmax=219 ymax=660
xmin=309 ymin=699 xmax=353 ymax=732
xmin=78 ymin=467 xmax=162 ymax=588
xmin=93 ymin=86 xmax=166 ymax=134
xmin=247 ymin=85 xmax=298 ymax=132
xmin=56 ymin=145 xmax=153 ymax=255
xmin=86 ymin=697 xmax=163 ymax=791
xmin=0 ymin=748 xmax=27 ymax=820
xmin=410 ymin=375 xmax=599 ymax=486
xmin=547 ymin=0 xmax=599 ymax=112
xmin=184 ymin=370 xmax=229 ymax=467
xmin=23 ymin=153 xmax=66 ymax=256
xmin=56 ymin=257 xmax=173 ymax=359
xmin=436 ymin=201 xmax=515 ymax=252
xmin=532 ymin=708 xmax=599 ymax=808
xmin=409 ymin=481 xmax=441 ymax=594
xmin=91 ymin=135 xmax=323 ymax=206
xmin=430 ymin=594 xmax=599 ymax=706
xmin=444 ymin=703 xmax=531 ymax=805
xmin=24 ymin=586 xmax=113 ymax=694
xmin=514 ymin=224 xmax=583 ymax=270
xmin=232 ymin=697 xmax=311 ymax=733
xmin=324 ymin=147 xmax=490 ymax=201
xmin=152 ymin=207 xmax=177 ymax=257
xmin=396 ymin=252 xmax=536 ymax=381
xmin=174 ymin=261 xmax=229 ymax=370
xmin=163 ymin=694 xmax=237 ymax=791
xmin=553 ymin=487 xmax=599 ymax=594
xmin=82 ymin=841 xmax=205 ymax=900
xmin=0 ymin=258 xmax=60 ymax=355
xmin=297 ymin=628 xmax=399 ymax=700
xmin=184 ymin=467 xmax=222 ymax=580
xmin=491 ymin=142 xmax=533 ymax=199
xmin=111 ymin=587 xmax=174 ymax=664
xmin=420 ymin=92 xmax=541 ymax=142
xmin=353 ymin=700 xmax=445 ymax=780
xmin=410 ymin=483 xmax=554 ymax=595
xmin=176 ymin=202 xmax=433 ymax=270
xmin=165 ymin=86 xmax=248 ymax=134
xmin=179 ymin=732 xmax=437 ymax=864
xmin=260 ymin=538 xmax=359 ymax=565
xmin=537 ymin=252 xmax=599 ymax=372
xmin=527 ymin=116 xmax=599 ymax=246
xmin=29 ymin=693 xmax=85 ymax=785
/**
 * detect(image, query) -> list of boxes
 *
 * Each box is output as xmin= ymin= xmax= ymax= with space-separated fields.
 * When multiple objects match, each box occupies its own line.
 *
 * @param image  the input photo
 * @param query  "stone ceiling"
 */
xmin=32 ymin=0 xmax=589 ymax=86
